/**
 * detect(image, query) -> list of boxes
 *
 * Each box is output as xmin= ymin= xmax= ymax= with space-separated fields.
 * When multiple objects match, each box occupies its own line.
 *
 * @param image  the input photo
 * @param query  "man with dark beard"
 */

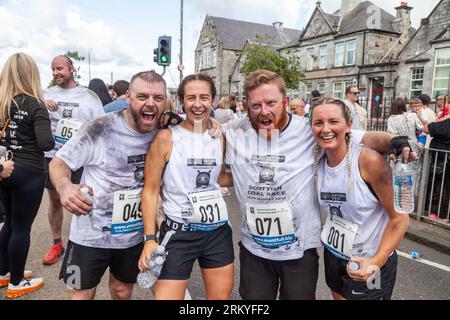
xmin=223 ymin=70 xmax=418 ymax=300
xmin=48 ymin=71 xmax=168 ymax=300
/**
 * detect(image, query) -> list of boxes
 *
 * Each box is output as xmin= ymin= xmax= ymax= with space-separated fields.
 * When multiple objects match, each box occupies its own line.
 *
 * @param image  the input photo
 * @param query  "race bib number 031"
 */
xmin=54 ymin=119 xmax=82 ymax=145
xmin=246 ymin=203 xmax=296 ymax=248
xmin=188 ymin=189 xmax=229 ymax=232
xmin=321 ymin=214 xmax=358 ymax=260
xmin=112 ymin=188 xmax=143 ymax=235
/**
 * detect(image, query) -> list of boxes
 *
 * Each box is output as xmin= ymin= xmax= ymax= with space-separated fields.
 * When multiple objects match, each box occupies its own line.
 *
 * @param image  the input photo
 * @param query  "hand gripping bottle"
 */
xmin=137 ymin=230 xmax=176 ymax=289
xmin=393 ymin=158 xmax=415 ymax=214
xmin=78 ymin=187 xmax=94 ymax=231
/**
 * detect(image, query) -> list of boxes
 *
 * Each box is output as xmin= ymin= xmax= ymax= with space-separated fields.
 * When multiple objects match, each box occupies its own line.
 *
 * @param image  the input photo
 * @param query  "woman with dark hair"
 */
xmin=139 ymin=74 xmax=234 ymax=300
xmin=88 ymin=78 xmax=113 ymax=106
xmin=387 ymin=98 xmax=416 ymax=141
xmin=309 ymin=98 xmax=409 ymax=300
xmin=0 ymin=53 xmax=55 ymax=298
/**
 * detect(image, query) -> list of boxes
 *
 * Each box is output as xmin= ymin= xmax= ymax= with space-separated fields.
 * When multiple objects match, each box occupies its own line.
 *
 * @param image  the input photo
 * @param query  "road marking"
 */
xmin=184 ymin=289 xmax=192 ymax=300
xmin=397 ymin=250 xmax=450 ymax=272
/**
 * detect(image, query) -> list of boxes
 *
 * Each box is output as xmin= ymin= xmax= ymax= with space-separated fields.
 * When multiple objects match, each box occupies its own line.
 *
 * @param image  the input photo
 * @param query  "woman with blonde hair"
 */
xmin=0 ymin=53 xmax=54 ymax=298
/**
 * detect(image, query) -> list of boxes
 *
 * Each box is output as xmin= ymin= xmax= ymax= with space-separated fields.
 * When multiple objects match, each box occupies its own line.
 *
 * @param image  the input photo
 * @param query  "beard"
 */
xmin=249 ymin=111 xmax=289 ymax=140
xmin=129 ymin=107 xmax=160 ymax=133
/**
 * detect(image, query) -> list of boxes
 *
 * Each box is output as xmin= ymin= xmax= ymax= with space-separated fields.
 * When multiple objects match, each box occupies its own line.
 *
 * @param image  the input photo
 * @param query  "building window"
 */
xmin=335 ymin=42 xmax=345 ymax=67
xmin=410 ymin=68 xmax=424 ymax=98
xmin=432 ymin=48 xmax=450 ymax=98
xmin=307 ymin=48 xmax=314 ymax=71
xmin=319 ymin=46 xmax=327 ymax=69
xmin=318 ymin=82 xmax=325 ymax=95
xmin=201 ymin=44 xmax=217 ymax=69
xmin=346 ymin=40 xmax=356 ymax=65
xmin=333 ymin=82 xmax=344 ymax=98
xmin=306 ymin=83 xmax=313 ymax=100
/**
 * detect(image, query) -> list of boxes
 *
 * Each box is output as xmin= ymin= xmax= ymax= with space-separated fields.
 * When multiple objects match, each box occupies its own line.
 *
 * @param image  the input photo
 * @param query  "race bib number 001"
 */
xmin=188 ymin=189 xmax=229 ymax=232
xmin=246 ymin=203 xmax=296 ymax=248
xmin=54 ymin=119 xmax=83 ymax=145
xmin=111 ymin=188 xmax=143 ymax=235
xmin=321 ymin=214 xmax=359 ymax=260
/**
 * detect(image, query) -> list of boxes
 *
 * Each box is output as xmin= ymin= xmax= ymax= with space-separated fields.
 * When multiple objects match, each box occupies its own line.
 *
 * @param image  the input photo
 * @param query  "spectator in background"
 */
xmin=422 ymin=116 xmax=450 ymax=222
xmin=88 ymin=78 xmax=113 ymax=106
xmin=229 ymin=94 xmax=237 ymax=114
xmin=104 ymin=80 xmax=129 ymax=113
xmin=305 ymin=90 xmax=321 ymax=114
xmin=0 ymin=52 xmax=55 ymax=298
xmin=214 ymin=96 xmax=236 ymax=124
xmin=236 ymin=100 xmax=248 ymax=119
xmin=107 ymin=85 xmax=115 ymax=101
xmin=289 ymin=98 xmax=307 ymax=117
xmin=409 ymin=98 xmax=427 ymax=148
xmin=387 ymin=98 xmax=417 ymax=142
xmin=436 ymin=95 xmax=449 ymax=120
xmin=343 ymin=86 xmax=367 ymax=131
xmin=417 ymin=94 xmax=437 ymax=125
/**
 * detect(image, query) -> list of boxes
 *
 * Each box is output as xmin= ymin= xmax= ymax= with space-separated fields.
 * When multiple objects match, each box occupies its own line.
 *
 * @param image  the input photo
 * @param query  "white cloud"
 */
xmin=0 ymin=0 xmax=143 ymax=86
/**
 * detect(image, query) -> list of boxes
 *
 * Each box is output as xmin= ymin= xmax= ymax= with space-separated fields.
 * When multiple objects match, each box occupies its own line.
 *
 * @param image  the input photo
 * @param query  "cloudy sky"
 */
xmin=0 ymin=0 xmax=440 ymax=89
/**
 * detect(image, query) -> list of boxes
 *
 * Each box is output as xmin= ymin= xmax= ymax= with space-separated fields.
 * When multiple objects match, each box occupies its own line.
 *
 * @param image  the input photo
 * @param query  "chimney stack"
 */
xmin=393 ymin=2 xmax=413 ymax=34
xmin=273 ymin=21 xmax=284 ymax=31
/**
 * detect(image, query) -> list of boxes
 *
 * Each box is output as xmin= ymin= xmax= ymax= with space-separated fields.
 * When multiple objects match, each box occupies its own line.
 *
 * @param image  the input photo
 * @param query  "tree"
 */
xmin=48 ymin=51 xmax=85 ymax=87
xmin=240 ymin=35 xmax=304 ymax=90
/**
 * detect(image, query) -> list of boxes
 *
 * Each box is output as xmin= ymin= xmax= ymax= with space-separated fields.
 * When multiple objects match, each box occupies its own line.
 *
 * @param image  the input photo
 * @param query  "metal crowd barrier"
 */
xmin=416 ymin=147 xmax=450 ymax=227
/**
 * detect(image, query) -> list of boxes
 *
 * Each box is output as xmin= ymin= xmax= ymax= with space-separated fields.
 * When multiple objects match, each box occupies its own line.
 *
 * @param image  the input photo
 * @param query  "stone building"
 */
xmin=396 ymin=0 xmax=450 ymax=100
xmin=281 ymin=0 xmax=415 ymax=117
xmin=195 ymin=15 xmax=301 ymax=98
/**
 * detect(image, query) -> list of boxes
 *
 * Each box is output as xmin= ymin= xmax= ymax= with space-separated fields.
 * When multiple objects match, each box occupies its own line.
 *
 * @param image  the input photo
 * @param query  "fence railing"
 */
xmin=357 ymin=97 xmax=448 ymax=132
xmin=415 ymin=147 xmax=450 ymax=227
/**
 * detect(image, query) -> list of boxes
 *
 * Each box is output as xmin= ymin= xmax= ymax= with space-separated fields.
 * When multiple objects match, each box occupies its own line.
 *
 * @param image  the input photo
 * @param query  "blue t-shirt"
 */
xmin=104 ymin=98 xmax=128 ymax=113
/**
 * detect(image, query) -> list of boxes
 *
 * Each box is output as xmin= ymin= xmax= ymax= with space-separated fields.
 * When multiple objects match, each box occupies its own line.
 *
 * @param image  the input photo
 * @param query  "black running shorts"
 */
xmin=158 ymin=220 xmax=234 ymax=281
xmin=239 ymin=242 xmax=319 ymax=300
xmin=324 ymin=248 xmax=398 ymax=300
xmin=59 ymin=240 xmax=143 ymax=290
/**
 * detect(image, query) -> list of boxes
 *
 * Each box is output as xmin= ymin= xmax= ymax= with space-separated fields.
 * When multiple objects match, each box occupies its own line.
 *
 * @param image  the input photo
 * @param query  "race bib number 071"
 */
xmin=246 ymin=202 xmax=296 ymax=248
xmin=112 ymin=188 xmax=143 ymax=235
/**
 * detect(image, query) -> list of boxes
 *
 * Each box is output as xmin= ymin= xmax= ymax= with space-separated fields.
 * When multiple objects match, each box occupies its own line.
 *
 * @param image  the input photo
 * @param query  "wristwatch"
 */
xmin=143 ymin=234 xmax=157 ymax=243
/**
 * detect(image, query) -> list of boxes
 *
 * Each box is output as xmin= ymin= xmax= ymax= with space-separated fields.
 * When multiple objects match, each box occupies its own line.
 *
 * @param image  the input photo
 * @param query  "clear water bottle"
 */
xmin=137 ymin=230 xmax=176 ymax=289
xmin=79 ymin=187 xmax=93 ymax=230
xmin=393 ymin=159 xmax=415 ymax=214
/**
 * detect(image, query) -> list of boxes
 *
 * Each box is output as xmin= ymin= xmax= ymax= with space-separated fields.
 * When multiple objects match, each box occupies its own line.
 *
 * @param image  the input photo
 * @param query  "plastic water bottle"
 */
xmin=348 ymin=261 xmax=360 ymax=271
xmin=78 ymin=187 xmax=93 ymax=230
xmin=393 ymin=159 xmax=415 ymax=214
xmin=137 ymin=230 xmax=176 ymax=289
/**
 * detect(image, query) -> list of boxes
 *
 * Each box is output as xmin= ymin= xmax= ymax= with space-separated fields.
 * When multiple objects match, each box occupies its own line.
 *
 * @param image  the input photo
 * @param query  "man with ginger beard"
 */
xmin=49 ymin=71 xmax=168 ymax=300
xmin=223 ymin=70 xmax=419 ymax=300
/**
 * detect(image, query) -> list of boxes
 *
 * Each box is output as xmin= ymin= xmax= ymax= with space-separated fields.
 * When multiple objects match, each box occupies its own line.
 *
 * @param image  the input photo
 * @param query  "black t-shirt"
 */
xmin=429 ymin=118 xmax=450 ymax=151
xmin=0 ymin=94 xmax=55 ymax=173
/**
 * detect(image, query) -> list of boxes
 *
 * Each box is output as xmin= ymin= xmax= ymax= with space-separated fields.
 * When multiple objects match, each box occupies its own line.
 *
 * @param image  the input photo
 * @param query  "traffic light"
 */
xmin=154 ymin=36 xmax=171 ymax=66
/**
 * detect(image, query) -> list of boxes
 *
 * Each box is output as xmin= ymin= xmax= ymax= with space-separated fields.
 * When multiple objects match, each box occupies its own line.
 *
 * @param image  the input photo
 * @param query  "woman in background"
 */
xmin=0 ymin=53 xmax=55 ymax=299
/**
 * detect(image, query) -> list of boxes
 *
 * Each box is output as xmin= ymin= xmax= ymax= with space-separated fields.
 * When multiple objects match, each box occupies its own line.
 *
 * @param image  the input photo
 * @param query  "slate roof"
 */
xmin=209 ymin=16 xmax=302 ymax=51
xmin=338 ymin=1 xmax=415 ymax=36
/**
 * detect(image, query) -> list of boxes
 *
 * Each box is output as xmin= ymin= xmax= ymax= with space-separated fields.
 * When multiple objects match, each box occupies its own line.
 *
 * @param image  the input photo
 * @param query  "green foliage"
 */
xmin=48 ymin=51 xmax=85 ymax=87
xmin=240 ymin=35 xmax=304 ymax=90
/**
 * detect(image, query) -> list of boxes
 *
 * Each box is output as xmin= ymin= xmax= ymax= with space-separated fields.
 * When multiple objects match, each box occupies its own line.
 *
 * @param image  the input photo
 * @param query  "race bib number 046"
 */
xmin=321 ymin=214 xmax=359 ymax=260
xmin=112 ymin=188 xmax=143 ymax=235
xmin=55 ymin=119 xmax=82 ymax=145
xmin=246 ymin=203 xmax=296 ymax=249
xmin=188 ymin=188 xmax=229 ymax=232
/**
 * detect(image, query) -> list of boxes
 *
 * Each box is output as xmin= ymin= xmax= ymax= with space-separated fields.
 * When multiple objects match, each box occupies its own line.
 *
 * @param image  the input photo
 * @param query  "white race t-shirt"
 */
xmin=45 ymin=85 xmax=105 ymax=158
xmin=161 ymin=126 xmax=227 ymax=231
xmin=317 ymin=144 xmax=389 ymax=259
xmin=55 ymin=111 xmax=157 ymax=249
xmin=224 ymin=115 xmax=364 ymax=261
